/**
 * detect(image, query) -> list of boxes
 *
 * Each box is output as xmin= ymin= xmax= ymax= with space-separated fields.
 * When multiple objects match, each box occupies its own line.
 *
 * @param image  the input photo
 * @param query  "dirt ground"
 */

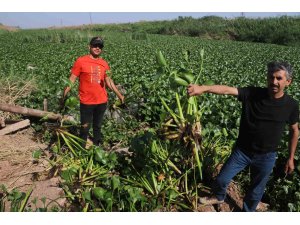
xmin=0 ymin=127 xmax=66 ymax=211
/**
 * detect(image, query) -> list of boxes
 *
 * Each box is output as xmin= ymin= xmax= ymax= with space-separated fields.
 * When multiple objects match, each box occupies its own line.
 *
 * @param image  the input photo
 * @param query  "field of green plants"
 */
xmin=1 ymin=29 xmax=300 ymax=211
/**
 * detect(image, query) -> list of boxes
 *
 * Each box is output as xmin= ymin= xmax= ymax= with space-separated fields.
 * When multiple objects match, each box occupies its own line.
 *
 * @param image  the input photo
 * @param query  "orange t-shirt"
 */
xmin=71 ymin=55 xmax=110 ymax=104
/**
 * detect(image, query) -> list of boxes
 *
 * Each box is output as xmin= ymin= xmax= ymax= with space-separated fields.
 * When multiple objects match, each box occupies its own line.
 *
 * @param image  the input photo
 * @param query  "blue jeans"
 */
xmin=213 ymin=147 xmax=276 ymax=212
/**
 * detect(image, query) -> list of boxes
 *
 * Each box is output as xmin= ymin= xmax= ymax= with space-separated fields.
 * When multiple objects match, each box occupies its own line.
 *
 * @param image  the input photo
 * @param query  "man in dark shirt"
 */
xmin=187 ymin=61 xmax=299 ymax=211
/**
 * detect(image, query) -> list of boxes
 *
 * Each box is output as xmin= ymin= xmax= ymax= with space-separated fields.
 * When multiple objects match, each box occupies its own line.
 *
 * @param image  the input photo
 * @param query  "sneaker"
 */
xmin=199 ymin=196 xmax=224 ymax=205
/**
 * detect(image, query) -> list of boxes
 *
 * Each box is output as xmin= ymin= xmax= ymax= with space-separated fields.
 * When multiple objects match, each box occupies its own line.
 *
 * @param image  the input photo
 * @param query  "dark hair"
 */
xmin=89 ymin=37 xmax=104 ymax=49
xmin=267 ymin=61 xmax=293 ymax=80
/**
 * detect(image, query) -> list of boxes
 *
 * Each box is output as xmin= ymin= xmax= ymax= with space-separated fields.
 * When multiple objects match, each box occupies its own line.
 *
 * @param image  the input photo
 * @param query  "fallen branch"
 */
xmin=0 ymin=119 xmax=30 ymax=135
xmin=0 ymin=103 xmax=75 ymax=123
xmin=0 ymin=103 xmax=62 ymax=120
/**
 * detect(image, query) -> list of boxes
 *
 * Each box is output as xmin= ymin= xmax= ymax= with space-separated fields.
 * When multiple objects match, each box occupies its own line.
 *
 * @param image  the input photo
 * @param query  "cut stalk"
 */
xmin=192 ymin=142 xmax=203 ymax=180
xmin=175 ymin=93 xmax=185 ymax=126
xmin=60 ymin=133 xmax=78 ymax=157
xmin=19 ymin=187 xmax=33 ymax=212
xmin=160 ymin=97 xmax=181 ymax=126
xmin=194 ymin=49 xmax=204 ymax=84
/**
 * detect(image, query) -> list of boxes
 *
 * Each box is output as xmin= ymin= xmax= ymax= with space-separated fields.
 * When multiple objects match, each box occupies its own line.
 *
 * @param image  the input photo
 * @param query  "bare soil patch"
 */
xmin=0 ymin=127 xmax=66 ymax=211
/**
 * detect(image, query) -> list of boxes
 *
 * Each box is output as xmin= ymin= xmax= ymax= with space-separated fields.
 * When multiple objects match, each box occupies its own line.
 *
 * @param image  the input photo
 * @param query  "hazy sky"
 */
xmin=1 ymin=12 xmax=300 ymax=29
xmin=1 ymin=0 xmax=300 ymax=29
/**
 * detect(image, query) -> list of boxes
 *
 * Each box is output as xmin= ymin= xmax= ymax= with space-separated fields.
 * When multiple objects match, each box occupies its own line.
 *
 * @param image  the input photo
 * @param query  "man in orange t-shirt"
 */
xmin=62 ymin=37 xmax=124 ymax=147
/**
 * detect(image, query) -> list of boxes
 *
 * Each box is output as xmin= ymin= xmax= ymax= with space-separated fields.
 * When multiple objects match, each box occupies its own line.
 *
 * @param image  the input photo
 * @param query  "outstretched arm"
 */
xmin=187 ymin=84 xmax=238 ymax=96
xmin=105 ymin=76 xmax=125 ymax=103
xmin=285 ymin=122 xmax=299 ymax=174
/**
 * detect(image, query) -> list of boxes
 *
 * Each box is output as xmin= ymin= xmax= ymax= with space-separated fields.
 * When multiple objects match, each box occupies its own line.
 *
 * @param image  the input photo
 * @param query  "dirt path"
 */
xmin=0 ymin=128 xmax=66 ymax=211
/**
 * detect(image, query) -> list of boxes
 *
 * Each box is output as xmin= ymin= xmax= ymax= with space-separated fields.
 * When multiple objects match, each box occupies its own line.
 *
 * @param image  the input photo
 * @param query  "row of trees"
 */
xmin=3 ymin=16 xmax=299 ymax=46
xmin=88 ymin=15 xmax=300 ymax=46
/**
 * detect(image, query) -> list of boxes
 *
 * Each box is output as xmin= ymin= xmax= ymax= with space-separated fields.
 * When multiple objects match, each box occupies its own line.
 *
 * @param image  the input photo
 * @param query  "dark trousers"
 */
xmin=80 ymin=103 xmax=107 ymax=146
xmin=213 ymin=147 xmax=276 ymax=212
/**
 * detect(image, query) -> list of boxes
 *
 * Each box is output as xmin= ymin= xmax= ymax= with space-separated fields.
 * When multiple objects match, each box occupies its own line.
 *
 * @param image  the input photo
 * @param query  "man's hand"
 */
xmin=285 ymin=158 xmax=295 ymax=174
xmin=187 ymin=84 xmax=206 ymax=96
xmin=120 ymin=95 xmax=125 ymax=104
xmin=59 ymin=97 xmax=65 ymax=111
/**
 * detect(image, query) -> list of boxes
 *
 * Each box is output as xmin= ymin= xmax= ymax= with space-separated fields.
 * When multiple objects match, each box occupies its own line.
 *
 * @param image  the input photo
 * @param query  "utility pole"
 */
xmin=89 ymin=13 xmax=93 ymax=31
xmin=89 ymin=13 xmax=93 ymax=25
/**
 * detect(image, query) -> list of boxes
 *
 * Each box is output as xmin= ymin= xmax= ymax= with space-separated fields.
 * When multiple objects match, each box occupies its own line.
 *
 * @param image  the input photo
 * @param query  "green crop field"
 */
xmin=1 ymin=29 xmax=300 ymax=211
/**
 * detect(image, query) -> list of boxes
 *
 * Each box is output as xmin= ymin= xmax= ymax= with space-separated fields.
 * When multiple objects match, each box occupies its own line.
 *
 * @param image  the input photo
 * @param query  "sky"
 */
xmin=1 ymin=12 xmax=300 ymax=29
xmin=1 ymin=0 xmax=300 ymax=29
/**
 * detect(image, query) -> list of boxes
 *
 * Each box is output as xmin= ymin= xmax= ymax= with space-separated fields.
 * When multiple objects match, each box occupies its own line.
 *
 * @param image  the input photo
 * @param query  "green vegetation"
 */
xmin=0 ymin=22 xmax=300 ymax=211
xmin=77 ymin=16 xmax=300 ymax=46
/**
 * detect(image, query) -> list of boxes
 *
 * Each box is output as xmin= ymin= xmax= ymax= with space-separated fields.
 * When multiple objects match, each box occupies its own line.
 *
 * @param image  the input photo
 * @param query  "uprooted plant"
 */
xmin=152 ymin=49 xmax=229 ymax=208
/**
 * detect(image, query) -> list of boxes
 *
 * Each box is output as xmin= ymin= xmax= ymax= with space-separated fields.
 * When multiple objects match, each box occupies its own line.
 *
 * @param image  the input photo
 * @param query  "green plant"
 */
xmin=0 ymin=185 xmax=32 ymax=212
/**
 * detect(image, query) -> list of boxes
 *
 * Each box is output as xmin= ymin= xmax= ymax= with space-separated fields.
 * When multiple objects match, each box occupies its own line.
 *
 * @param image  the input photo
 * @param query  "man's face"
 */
xmin=267 ymin=69 xmax=291 ymax=98
xmin=89 ymin=44 xmax=102 ymax=57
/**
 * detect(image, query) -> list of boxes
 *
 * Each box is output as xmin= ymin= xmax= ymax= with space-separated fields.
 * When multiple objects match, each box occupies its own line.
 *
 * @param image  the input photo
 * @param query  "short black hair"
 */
xmin=267 ymin=61 xmax=293 ymax=80
xmin=90 ymin=37 xmax=104 ymax=49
